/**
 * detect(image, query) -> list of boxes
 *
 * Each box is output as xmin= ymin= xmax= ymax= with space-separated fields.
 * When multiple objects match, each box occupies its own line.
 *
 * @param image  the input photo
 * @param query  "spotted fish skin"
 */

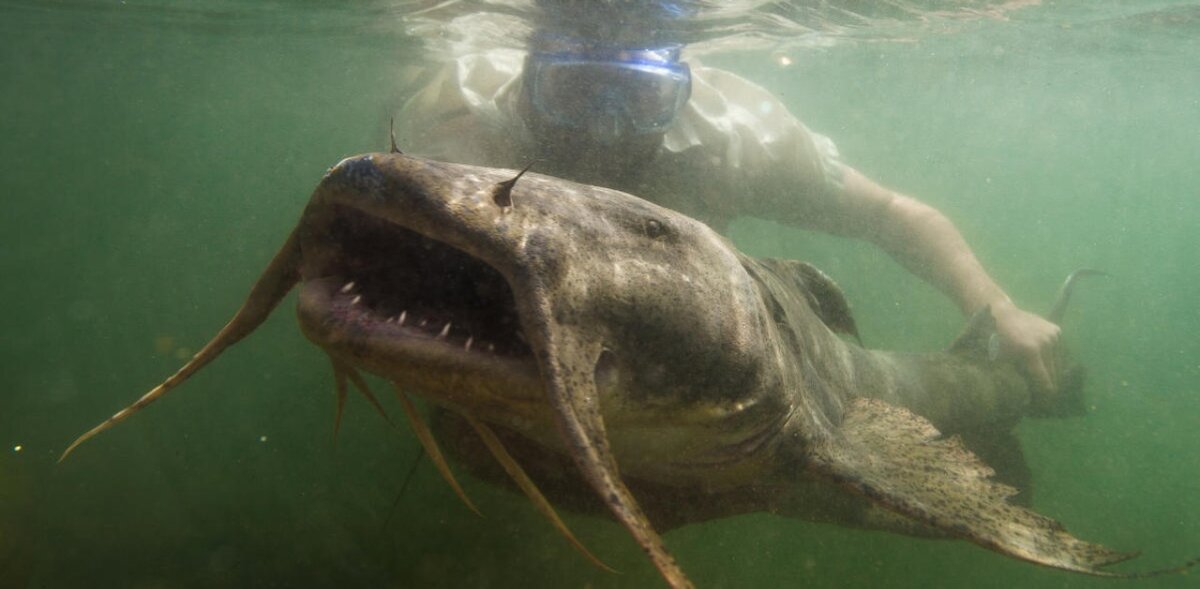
xmin=64 ymin=151 xmax=1193 ymax=587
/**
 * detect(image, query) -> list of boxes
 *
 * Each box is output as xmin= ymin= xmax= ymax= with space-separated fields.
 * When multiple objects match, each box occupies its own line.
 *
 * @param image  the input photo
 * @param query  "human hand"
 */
xmin=990 ymin=300 xmax=1062 ymax=393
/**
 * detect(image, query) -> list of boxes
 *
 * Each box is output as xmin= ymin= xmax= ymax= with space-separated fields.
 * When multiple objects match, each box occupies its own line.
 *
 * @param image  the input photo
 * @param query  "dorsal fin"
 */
xmin=1048 ymin=268 xmax=1108 ymax=324
xmin=757 ymin=258 xmax=862 ymax=344
xmin=948 ymin=268 xmax=1109 ymax=362
xmin=946 ymin=306 xmax=998 ymax=360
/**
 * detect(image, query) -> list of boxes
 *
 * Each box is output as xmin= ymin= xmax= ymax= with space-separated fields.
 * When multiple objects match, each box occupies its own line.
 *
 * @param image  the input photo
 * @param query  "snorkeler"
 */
xmin=396 ymin=1 xmax=1064 ymax=395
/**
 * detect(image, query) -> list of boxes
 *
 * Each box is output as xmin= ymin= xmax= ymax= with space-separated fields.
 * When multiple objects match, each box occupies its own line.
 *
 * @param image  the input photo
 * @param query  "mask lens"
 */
xmin=529 ymin=57 xmax=690 ymax=136
xmin=618 ymin=64 xmax=690 ymax=130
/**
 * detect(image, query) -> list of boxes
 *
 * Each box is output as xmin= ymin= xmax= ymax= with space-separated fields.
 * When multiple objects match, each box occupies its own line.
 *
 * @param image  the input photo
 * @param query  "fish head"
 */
xmin=63 ymin=151 xmax=796 ymax=589
xmin=295 ymin=153 xmax=785 ymax=473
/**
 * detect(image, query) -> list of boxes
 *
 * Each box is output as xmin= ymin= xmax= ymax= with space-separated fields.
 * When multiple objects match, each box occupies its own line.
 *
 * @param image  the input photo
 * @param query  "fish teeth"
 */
xmin=438 ymin=322 xmax=452 ymax=339
xmin=351 ymin=295 xmax=362 ymax=306
xmin=340 ymin=281 xmax=355 ymax=293
xmin=398 ymin=311 xmax=407 ymax=326
xmin=464 ymin=336 xmax=473 ymax=352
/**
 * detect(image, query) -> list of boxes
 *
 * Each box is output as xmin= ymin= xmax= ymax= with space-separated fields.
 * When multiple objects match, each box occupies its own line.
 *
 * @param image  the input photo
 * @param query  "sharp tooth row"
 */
xmin=342 ymin=286 xmax=526 ymax=355
xmin=382 ymin=309 xmax=486 ymax=350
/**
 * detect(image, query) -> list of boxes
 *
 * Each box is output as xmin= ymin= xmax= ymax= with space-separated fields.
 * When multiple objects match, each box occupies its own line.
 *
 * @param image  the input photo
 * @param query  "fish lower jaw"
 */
xmin=296 ymin=277 xmax=538 ymax=376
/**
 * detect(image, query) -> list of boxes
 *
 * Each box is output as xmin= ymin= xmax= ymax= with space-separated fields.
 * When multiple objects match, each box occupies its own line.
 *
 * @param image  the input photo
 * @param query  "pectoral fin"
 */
xmin=809 ymin=398 xmax=1137 ymax=575
xmin=536 ymin=326 xmax=692 ymax=589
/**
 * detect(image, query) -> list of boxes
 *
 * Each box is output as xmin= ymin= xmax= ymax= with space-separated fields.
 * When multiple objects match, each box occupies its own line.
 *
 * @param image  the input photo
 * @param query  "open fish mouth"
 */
xmin=296 ymin=203 xmax=533 ymax=363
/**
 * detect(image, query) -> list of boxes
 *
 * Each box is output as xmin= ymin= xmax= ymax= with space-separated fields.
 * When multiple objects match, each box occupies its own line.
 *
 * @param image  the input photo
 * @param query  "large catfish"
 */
xmin=62 ymin=150 xmax=1194 ymax=587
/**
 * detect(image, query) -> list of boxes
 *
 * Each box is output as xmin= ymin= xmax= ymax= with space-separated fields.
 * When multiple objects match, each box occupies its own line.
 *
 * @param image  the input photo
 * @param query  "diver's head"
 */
xmin=523 ymin=35 xmax=691 ymax=144
xmin=519 ymin=29 xmax=692 ymax=181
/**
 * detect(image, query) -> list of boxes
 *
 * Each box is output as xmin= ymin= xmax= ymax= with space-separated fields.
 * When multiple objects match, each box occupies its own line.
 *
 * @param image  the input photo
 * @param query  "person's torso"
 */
xmin=397 ymin=50 xmax=842 ymax=233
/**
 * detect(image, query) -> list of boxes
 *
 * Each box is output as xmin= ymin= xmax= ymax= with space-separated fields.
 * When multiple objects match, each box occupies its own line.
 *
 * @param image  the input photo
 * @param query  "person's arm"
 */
xmin=692 ymin=67 xmax=1059 ymax=391
xmin=820 ymin=165 xmax=1063 ymax=393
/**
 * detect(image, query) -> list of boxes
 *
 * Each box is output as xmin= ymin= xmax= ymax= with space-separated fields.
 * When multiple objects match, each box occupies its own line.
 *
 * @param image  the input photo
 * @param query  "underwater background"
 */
xmin=2 ymin=1 xmax=1198 ymax=587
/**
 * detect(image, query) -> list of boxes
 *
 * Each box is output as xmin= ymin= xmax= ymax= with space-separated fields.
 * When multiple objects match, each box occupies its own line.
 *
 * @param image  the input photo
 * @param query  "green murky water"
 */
xmin=2 ymin=1 xmax=1198 ymax=587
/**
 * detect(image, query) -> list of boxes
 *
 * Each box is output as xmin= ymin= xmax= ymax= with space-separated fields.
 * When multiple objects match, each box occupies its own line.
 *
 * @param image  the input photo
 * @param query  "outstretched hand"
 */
xmin=991 ymin=300 xmax=1062 ymax=393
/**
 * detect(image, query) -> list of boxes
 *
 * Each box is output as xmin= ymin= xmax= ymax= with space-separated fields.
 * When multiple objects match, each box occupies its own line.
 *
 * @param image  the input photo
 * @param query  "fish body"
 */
xmin=64 ymin=152 xmax=1191 ymax=587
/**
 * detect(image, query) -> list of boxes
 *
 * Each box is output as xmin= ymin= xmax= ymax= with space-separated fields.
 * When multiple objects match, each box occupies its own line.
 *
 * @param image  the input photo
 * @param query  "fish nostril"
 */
xmin=327 ymin=155 xmax=386 ymax=195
